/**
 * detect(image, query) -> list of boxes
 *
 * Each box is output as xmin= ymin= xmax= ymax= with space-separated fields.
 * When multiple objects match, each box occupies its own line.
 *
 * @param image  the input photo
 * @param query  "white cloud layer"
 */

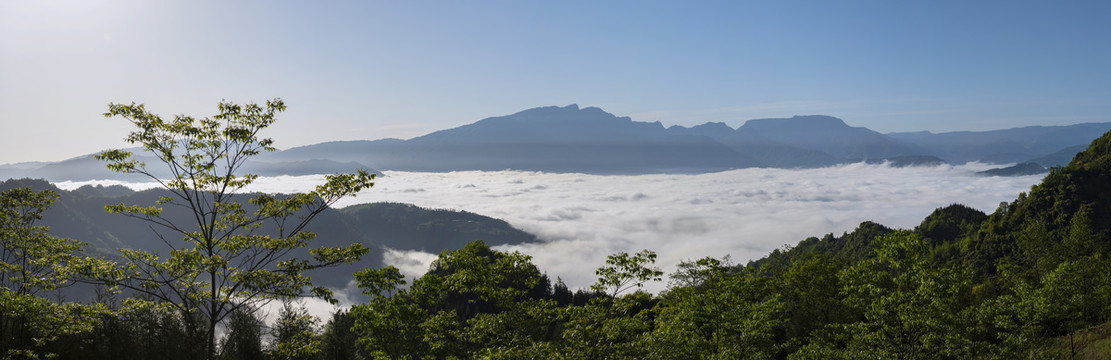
xmin=56 ymin=164 xmax=1044 ymax=294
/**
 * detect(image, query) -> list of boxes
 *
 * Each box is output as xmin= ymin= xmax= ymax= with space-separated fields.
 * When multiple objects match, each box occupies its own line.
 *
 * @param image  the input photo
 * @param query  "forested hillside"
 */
xmin=0 ymin=179 xmax=536 ymax=289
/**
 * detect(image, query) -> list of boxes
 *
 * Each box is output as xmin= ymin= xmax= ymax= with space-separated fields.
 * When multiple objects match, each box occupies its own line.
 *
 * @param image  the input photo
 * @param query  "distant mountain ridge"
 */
xmin=0 ymin=155 xmax=381 ymax=182
xmin=264 ymin=104 xmax=1108 ymax=174
xmin=0 ymin=178 xmax=537 ymax=289
xmin=886 ymin=122 xmax=1111 ymax=165
xmin=6 ymin=104 xmax=1110 ymax=179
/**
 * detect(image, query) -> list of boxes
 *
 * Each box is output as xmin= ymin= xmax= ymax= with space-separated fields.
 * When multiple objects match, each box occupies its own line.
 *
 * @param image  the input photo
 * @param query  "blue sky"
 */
xmin=2 ymin=0 xmax=1109 ymax=164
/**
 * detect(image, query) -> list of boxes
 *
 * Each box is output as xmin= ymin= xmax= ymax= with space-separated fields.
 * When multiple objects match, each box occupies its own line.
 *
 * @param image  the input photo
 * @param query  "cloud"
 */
xmin=381 ymin=248 xmax=441 ymax=280
xmin=58 ymin=164 xmax=1043 ymax=295
xmin=361 ymin=164 xmax=1041 ymax=293
xmin=54 ymin=179 xmax=163 ymax=191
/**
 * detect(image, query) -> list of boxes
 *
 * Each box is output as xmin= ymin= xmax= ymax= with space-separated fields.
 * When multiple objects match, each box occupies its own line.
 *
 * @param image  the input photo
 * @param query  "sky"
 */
xmin=3 ymin=0 xmax=1110 ymax=165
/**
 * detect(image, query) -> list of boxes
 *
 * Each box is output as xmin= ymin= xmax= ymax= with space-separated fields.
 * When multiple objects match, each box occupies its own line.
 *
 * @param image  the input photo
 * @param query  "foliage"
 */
xmin=78 ymin=300 xmax=197 ymax=360
xmin=351 ymin=266 xmax=428 ymax=358
xmin=749 ymin=221 xmax=894 ymax=274
xmin=814 ymin=231 xmax=979 ymax=359
xmin=0 ymin=188 xmax=101 ymax=359
xmin=648 ymin=259 xmax=783 ymax=359
xmin=592 ymin=249 xmax=663 ymax=298
xmin=269 ymin=302 xmax=320 ymax=360
xmin=550 ymin=250 xmax=665 ymax=360
xmin=771 ymin=253 xmax=854 ymax=355
xmin=0 ymin=188 xmax=84 ymax=295
xmin=73 ymin=99 xmax=374 ymax=360
xmin=318 ymin=310 xmax=366 ymax=360
xmin=915 ymin=204 xmax=988 ymax=246
xmin=220 ymin=307 xmax=264 ymax=360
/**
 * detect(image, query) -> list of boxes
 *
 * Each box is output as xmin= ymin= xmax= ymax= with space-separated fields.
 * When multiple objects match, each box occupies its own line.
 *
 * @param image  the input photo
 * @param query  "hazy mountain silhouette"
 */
xmin=976 ymin=162 xmax=1048 ymax=177
xmin=1028 ymin=144 xmax=1089 ymax=168
xmin=265 ymin=107 xmax=1107 ymax=174
xmin=887 ymin=122 xmax=1111 ymax=164
xmin=272 ymin=104 xmax=761 ymax=174
xmin=7 ymin=105 xmax=1110 ymax=178
xmin=18 ymin=153 xmax=380 ymax=182
xmin=736 ymin=115 xmax=916 ymax=159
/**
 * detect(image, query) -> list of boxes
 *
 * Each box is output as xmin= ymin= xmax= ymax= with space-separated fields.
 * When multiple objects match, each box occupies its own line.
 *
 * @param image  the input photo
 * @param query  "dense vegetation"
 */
xmin=2 ymin=102 xmax=1110 ymax=358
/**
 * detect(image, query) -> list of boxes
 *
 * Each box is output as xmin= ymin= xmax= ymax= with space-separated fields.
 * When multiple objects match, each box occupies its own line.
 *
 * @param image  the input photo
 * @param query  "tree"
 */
xmin=318 ymin=310 xmax=365 ymax=360
xmin=0 ymin=188 xmax=83 ymax=297
xmin=647 ymin=258 xmax=782 ymax=360
xmin=551 ymin=278 xmax=572 ymax=306
xmin=352 ymin=242 xmax=558 ymax=359
xmin=591 ymin=250 xmax=663 ymax=299
xmin=795 ymin=231 xmax=980 ymax=359
xmin=220 ymin=307 xmax=264 ymax=360
xmin=557 ymin=250 xmax=662 ymax=359
xmin=665 ymin=256 xmax=731 ymax=290
xmin=351 ymin=266 xmax=428 ymax=358
xmin=772 ymin=253 xmax=853 ymax=355
xmin=0 ymin=188 xmax=99 ymax=359
xmin=986 ymin=257 xmax=1111 ymax=358
xmin=415 ymin=240 xmax=545 ymax=321
xmin=269 ymin=302 xmax=320 ymax=360
xmin=74 ymin=99 xmax=374 ymax=360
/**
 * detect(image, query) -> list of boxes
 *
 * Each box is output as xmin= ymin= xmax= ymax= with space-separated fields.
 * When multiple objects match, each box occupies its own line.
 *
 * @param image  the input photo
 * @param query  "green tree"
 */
xmin=418 ymin=240 xmax=545 ymax=320
xmin=591 ymin=250 xmax=663 ymax=299
xmin=82 ymin=301 xmax=194 ymax=360
xmin=794 ymin=231 xmax=979 ymax=359
xmin=665 ymin=256 xmax=731 ymax=290
xmin=411 ymin=241 xmax=548 ymax=357
xmin=318 ymin=310 xmax=365 ymax=360
xmin=987 ymin=257 xmax=1111 ymax=359
xmin=647 ymin=258 xmax=783 ymax=360
xmin=269 ymin=302 xmax=320 ymax=360
xmin=551 ymin=277 xmax=572 ymax=306
xmin=0 ymin=188 xmax=100 ymax=359
xmin=352 ymin=242 xmax=558 ymax=359
xmin=74 ymin=99 xmax=374 ymax=360
xmin=556 ymin=250 xmax=662 ymax=360
xmin=351 ymin=266 xmax=428 ymax=358
xmin=772 ymin=253 xmax=853 ymax=355
xmin=0 ymin=188 xmax=83 ymax=296
xmin=560 ymin=291 xmax=655 ymax=360
xmin=220 ymin=307 xmax=264 ymax=360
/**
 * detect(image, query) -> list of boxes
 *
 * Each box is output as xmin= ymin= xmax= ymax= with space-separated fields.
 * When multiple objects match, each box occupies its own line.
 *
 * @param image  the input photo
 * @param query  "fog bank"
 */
xmin=56 ymin=163 xmax=1043 ymax=293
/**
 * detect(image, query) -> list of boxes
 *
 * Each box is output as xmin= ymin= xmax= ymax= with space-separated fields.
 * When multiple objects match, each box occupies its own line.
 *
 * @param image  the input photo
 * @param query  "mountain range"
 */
xmin=263 ymin=105 xmax=1111 ymax=174
xmin=4 ymin=104 xmax=1109 ymax=180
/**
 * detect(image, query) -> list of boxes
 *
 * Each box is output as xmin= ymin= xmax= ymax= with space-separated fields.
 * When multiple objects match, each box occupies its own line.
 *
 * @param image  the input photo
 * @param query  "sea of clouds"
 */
xmin=56 ymin=163 xmax=1044 ymax=295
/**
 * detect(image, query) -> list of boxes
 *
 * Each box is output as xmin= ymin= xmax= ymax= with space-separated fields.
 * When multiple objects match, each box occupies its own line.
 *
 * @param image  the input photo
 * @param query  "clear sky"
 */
xmin=2 ymin=0 xmax=1109 ymax=164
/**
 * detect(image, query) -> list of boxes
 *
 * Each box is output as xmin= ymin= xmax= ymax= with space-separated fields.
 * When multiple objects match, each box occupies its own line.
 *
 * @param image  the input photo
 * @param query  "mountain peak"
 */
xmin=410 ymin=104 xmax=663 ymax=146
xmin=734 ymin=115 xmax=909 ymax=159
xmin=666 ymin=122 xmax=737 ymax=139
xmin=740 ymin=115 xmax=849 ymax=130
xmin=501 ymin=104 xmax=628 ymax=124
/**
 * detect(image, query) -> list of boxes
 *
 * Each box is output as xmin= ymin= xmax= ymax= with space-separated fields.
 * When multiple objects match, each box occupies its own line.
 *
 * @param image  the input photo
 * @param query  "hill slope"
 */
xmin=0 ymin=179 xmax=538 ymax=288
xmin=750 ymin=127 xmax=1111 ymax=282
